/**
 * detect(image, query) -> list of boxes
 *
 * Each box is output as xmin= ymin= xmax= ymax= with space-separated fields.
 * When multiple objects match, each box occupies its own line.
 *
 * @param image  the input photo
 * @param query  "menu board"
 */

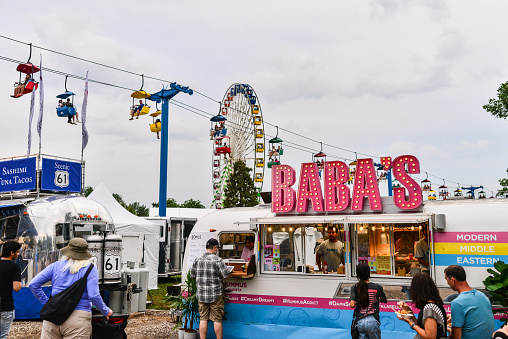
xmin=376 ymin=255 xmax=391 ymax=275
xmin=264 ymin=245 xmax=280 ymax=271
xmin=187 ymin=232 xmax=217 ymax=268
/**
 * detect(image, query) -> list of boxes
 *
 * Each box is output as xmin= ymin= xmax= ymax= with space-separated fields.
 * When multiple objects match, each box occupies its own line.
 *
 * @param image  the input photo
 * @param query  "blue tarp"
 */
xmin=13 ymin=286 xmax=51 ymax=319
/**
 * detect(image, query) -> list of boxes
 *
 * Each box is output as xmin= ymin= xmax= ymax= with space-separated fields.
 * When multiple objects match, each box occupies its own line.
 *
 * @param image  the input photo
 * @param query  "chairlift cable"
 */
xmin=0 ymin=39 xmax=494 ymax=190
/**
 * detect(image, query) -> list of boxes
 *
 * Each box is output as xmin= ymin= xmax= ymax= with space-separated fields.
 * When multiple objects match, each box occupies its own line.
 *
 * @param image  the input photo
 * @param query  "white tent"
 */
xmin=89 ymin=183 xmax=159 ymax=289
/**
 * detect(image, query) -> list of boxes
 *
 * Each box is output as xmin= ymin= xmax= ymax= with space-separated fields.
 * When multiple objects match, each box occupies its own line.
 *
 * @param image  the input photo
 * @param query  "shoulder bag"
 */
xmin=40 ymin=264 xmax=94 ymax=325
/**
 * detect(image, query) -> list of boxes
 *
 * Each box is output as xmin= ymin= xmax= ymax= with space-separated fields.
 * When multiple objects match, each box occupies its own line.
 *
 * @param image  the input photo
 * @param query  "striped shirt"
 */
xmin=190 ymin=252 xmax=230 ymax=303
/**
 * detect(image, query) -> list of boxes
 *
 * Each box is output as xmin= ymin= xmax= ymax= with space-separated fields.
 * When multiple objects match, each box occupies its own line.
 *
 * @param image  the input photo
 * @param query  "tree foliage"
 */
xmin=498 ymin=168 xmax=508 ymax=197
xmin=83 ymin=186 xmax=93 ymax=197
xmin=223 ymin=160 xmax=259 ymax=208
xmin=82 ymin=186 xmax=149 ymax=217
xmin=483 ymin=260 xmax=508 ymax=323
xmin=483 ymin=82 xmax=508 ymax=119
xmin=152 ymin=198 xmax=205 ymax=209
xmin=126 ymin=201 xmax=149 ymax=217
xmin=180 ymin=199 xmax=205 ymax=209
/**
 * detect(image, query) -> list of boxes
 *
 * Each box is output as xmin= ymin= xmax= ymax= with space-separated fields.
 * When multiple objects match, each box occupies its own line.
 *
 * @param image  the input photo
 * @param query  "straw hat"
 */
xmin=61 ymin=238 xmax=92 ymax=260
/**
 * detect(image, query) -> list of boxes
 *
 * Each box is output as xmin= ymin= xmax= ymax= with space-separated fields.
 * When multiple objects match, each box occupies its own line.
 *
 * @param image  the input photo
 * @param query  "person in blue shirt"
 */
xmin=30 ymin=238 xmax=112 ymax=339
xmin=444 ymin=265 xmax=494 ymax=339
xmin=129 ymin=99 xmax=144 ymax=120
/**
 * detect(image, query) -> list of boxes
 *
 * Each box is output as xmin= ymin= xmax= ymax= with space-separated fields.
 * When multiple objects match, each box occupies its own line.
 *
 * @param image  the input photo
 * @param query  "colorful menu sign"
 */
xmin=434 ymin=232 xmax=508 ymax=267
xmin=264 ymin=245 xmax=280 ymax=271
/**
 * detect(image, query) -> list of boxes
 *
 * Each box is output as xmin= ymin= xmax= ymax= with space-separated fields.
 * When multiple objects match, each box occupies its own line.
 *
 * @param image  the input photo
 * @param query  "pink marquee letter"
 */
xmin=271 ymin=165 xmax=296 ymax=213
xmin=392 ymin=155 xmax=422 ymax=209
xmin=296 ymin=162 xmax=325 ymax=212
xmin=324 ymin=161 xmax=350 ymax=211
xmin=351 ymin=158 xmax=382 ymax=211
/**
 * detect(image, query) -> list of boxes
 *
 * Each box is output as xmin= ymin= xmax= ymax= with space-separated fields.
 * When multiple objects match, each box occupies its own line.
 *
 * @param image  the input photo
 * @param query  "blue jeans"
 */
xmin=357 ymin=315 xmax=381 ymax=339
xmin=0 ymin=310 xmax=15 ymax=339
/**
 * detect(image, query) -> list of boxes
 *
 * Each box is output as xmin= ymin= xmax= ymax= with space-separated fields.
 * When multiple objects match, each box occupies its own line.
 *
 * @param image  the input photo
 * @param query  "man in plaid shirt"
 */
xmin=190 ymin=238 xmax=230 ymax=339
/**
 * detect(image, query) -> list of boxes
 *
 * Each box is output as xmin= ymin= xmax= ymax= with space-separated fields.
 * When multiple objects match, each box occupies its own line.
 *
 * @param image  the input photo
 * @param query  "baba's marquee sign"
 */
xmin=0 ymin=157 xmax=81 ymax=194
xmin=271 ymin=155 xmax=422 ymax=214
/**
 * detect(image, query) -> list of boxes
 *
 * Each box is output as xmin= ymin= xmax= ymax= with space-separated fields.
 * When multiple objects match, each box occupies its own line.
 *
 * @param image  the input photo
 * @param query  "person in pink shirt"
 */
xmin=241 ymin=236 xmax=255 ymax=261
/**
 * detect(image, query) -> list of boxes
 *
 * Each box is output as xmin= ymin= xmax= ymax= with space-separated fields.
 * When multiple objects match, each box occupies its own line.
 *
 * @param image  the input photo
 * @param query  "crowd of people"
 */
xmin=1 ymin=239 xmax=111 ymax=339
xmin=1 ymin=235 xmax=505 ymax=339
xmin=350 ymin=263 xmax=497 ymax=339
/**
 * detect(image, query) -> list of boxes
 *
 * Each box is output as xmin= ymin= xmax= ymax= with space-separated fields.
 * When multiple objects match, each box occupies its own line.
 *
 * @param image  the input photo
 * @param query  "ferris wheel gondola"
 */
xmin=211 ymin=84 xmax=265 ymax=208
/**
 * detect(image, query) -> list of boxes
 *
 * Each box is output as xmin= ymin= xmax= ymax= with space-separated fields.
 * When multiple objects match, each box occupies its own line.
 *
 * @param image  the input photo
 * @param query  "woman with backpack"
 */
xmin=350 ymin=263 xmax=387 ymax=339
xmin=30 ymin=238 xmax=112 ymax=338
xmin=397 ymin=273 xmax=447 ymax=339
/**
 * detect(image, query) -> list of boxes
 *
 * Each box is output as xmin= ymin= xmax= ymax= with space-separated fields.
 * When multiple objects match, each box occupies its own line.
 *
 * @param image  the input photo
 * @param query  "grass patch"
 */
xmin=147 ymin=275 xmax=181 ymax=310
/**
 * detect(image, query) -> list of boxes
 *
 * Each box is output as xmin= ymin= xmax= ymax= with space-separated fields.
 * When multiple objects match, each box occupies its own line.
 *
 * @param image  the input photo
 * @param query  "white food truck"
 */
xmin=182 ymin=156 xmax=506 ymax=338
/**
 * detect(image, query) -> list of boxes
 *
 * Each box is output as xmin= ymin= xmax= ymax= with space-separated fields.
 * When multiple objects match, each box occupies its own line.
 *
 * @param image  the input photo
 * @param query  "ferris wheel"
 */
xmin=211 ymin=84 xmax=265 ymax=209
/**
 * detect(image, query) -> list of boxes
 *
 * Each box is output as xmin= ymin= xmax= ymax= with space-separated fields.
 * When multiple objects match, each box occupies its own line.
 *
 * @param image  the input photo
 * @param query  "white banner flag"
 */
xmin=81 ymin=71 xmax=89 ymax=152
xmin=27 ymin=86 xmax=36 ymax=155
xmin=37 ymin=56 xmax=44 ymax=144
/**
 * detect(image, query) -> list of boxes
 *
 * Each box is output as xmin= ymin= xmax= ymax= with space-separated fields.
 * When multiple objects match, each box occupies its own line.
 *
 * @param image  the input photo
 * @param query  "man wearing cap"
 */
xmin=0 ymin=241 xmax=22 ymax=339
xmin=191 ymin=238 xmax=231 ymax=339
xmin=30 ymin=238 xmax=112 ymax=338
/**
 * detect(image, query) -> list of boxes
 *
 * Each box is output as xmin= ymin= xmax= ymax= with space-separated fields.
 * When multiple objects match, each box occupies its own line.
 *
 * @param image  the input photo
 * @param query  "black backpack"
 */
xmin=40 ymin=264 xmax=94 ymax=325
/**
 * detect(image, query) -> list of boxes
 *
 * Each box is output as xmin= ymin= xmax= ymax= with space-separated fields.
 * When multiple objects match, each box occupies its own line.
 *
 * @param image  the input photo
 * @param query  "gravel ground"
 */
xmin=8 ymin=310 xmax=180 ymax=339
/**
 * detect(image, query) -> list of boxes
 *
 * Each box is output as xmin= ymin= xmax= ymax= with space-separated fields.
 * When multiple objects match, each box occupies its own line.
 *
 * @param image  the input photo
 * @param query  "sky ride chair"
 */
xmin=56 ymin=76 xmax=78 ymax=121
xmin=56 ymin=92 xmax=77 ymax=118
xmin=215 ymin=136 xmax=231 ymax=155
xmin=210 ymin=113 xmax=227 ymax=139
xmin=268 ymin=126 xmax=283 ymax=169
xmin=149 ymin=108 xmax=161 ymax=138
xmin=11 ymin=44 xmax=40 ymax=98
xmin=312 ymin=142 xmax=327 ymax=176
xmin=129 ymin=75 xmax=151 ymax=119
xmin=11 ymin=63 xmax=39 ymax=98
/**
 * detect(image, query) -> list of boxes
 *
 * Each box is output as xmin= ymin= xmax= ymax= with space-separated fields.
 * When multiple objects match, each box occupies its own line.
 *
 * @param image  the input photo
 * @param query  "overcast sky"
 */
xmin=1 ymin=1 xmax=507 ymax=209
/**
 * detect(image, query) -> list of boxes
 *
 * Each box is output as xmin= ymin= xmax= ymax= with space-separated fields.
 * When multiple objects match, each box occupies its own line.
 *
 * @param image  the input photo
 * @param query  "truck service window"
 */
xmin=353 ymin=222 xmax=427 ymax=277
xmin=218 ymin=232 xmax=255 ymax=260
xmin=262 ymin=224 xmax=298 ymax=272
xmin=0 ymin=215 xmax=19 ymax=240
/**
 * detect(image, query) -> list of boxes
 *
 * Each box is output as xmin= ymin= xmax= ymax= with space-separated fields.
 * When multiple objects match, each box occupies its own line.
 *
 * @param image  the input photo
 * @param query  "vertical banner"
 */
xmin=27 ymin=86 xmax=36 ymax=155
xmin=37 ymin=55 xmax=44 ymax=145
xmin=81 ymin=71 xmax=89 ymax=152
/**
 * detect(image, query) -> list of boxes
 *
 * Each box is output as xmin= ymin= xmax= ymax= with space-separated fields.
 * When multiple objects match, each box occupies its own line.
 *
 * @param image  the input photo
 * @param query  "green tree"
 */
xmin=180 ymin=199 xmax=205 ymax=209
xmin=83 ymin=186 xmax=93 ymax=197
xmin=483 ymin=82 xmax=508 ymax=119
xmin=127 ymin=202 xmax=149 ymax=217
xmin=113 ymin=193 xmax=128 ymax=208
xmin=223 ymin=160 xmax=259 ymax=208
xmin=498 ymin=168 xmax=508 ymax=197
xmin=152 ymin=198 xmax=179 ymax=208
xmin=152 ymin=198 xmax=205 ymax=209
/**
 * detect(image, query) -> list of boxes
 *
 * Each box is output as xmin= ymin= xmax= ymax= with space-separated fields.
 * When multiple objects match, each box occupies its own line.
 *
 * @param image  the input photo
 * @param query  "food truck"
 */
xmin=182 ymin=156 xmax=506 ymax=338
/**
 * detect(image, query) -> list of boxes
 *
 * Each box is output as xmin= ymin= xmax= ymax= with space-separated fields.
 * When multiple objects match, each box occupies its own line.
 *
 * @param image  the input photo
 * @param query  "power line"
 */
xmin=0 ymin=37 xmax=497 ymax=191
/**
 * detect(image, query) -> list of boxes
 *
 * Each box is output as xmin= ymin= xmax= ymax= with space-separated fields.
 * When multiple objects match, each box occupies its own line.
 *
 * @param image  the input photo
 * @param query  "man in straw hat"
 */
xmin=30 ymin=238 xmax=112 ymax=339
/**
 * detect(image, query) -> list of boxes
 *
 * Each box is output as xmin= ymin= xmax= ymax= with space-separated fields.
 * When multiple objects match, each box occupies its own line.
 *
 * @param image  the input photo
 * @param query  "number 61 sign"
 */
xmin=54 ymin=170 xmax=70 ymax=188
